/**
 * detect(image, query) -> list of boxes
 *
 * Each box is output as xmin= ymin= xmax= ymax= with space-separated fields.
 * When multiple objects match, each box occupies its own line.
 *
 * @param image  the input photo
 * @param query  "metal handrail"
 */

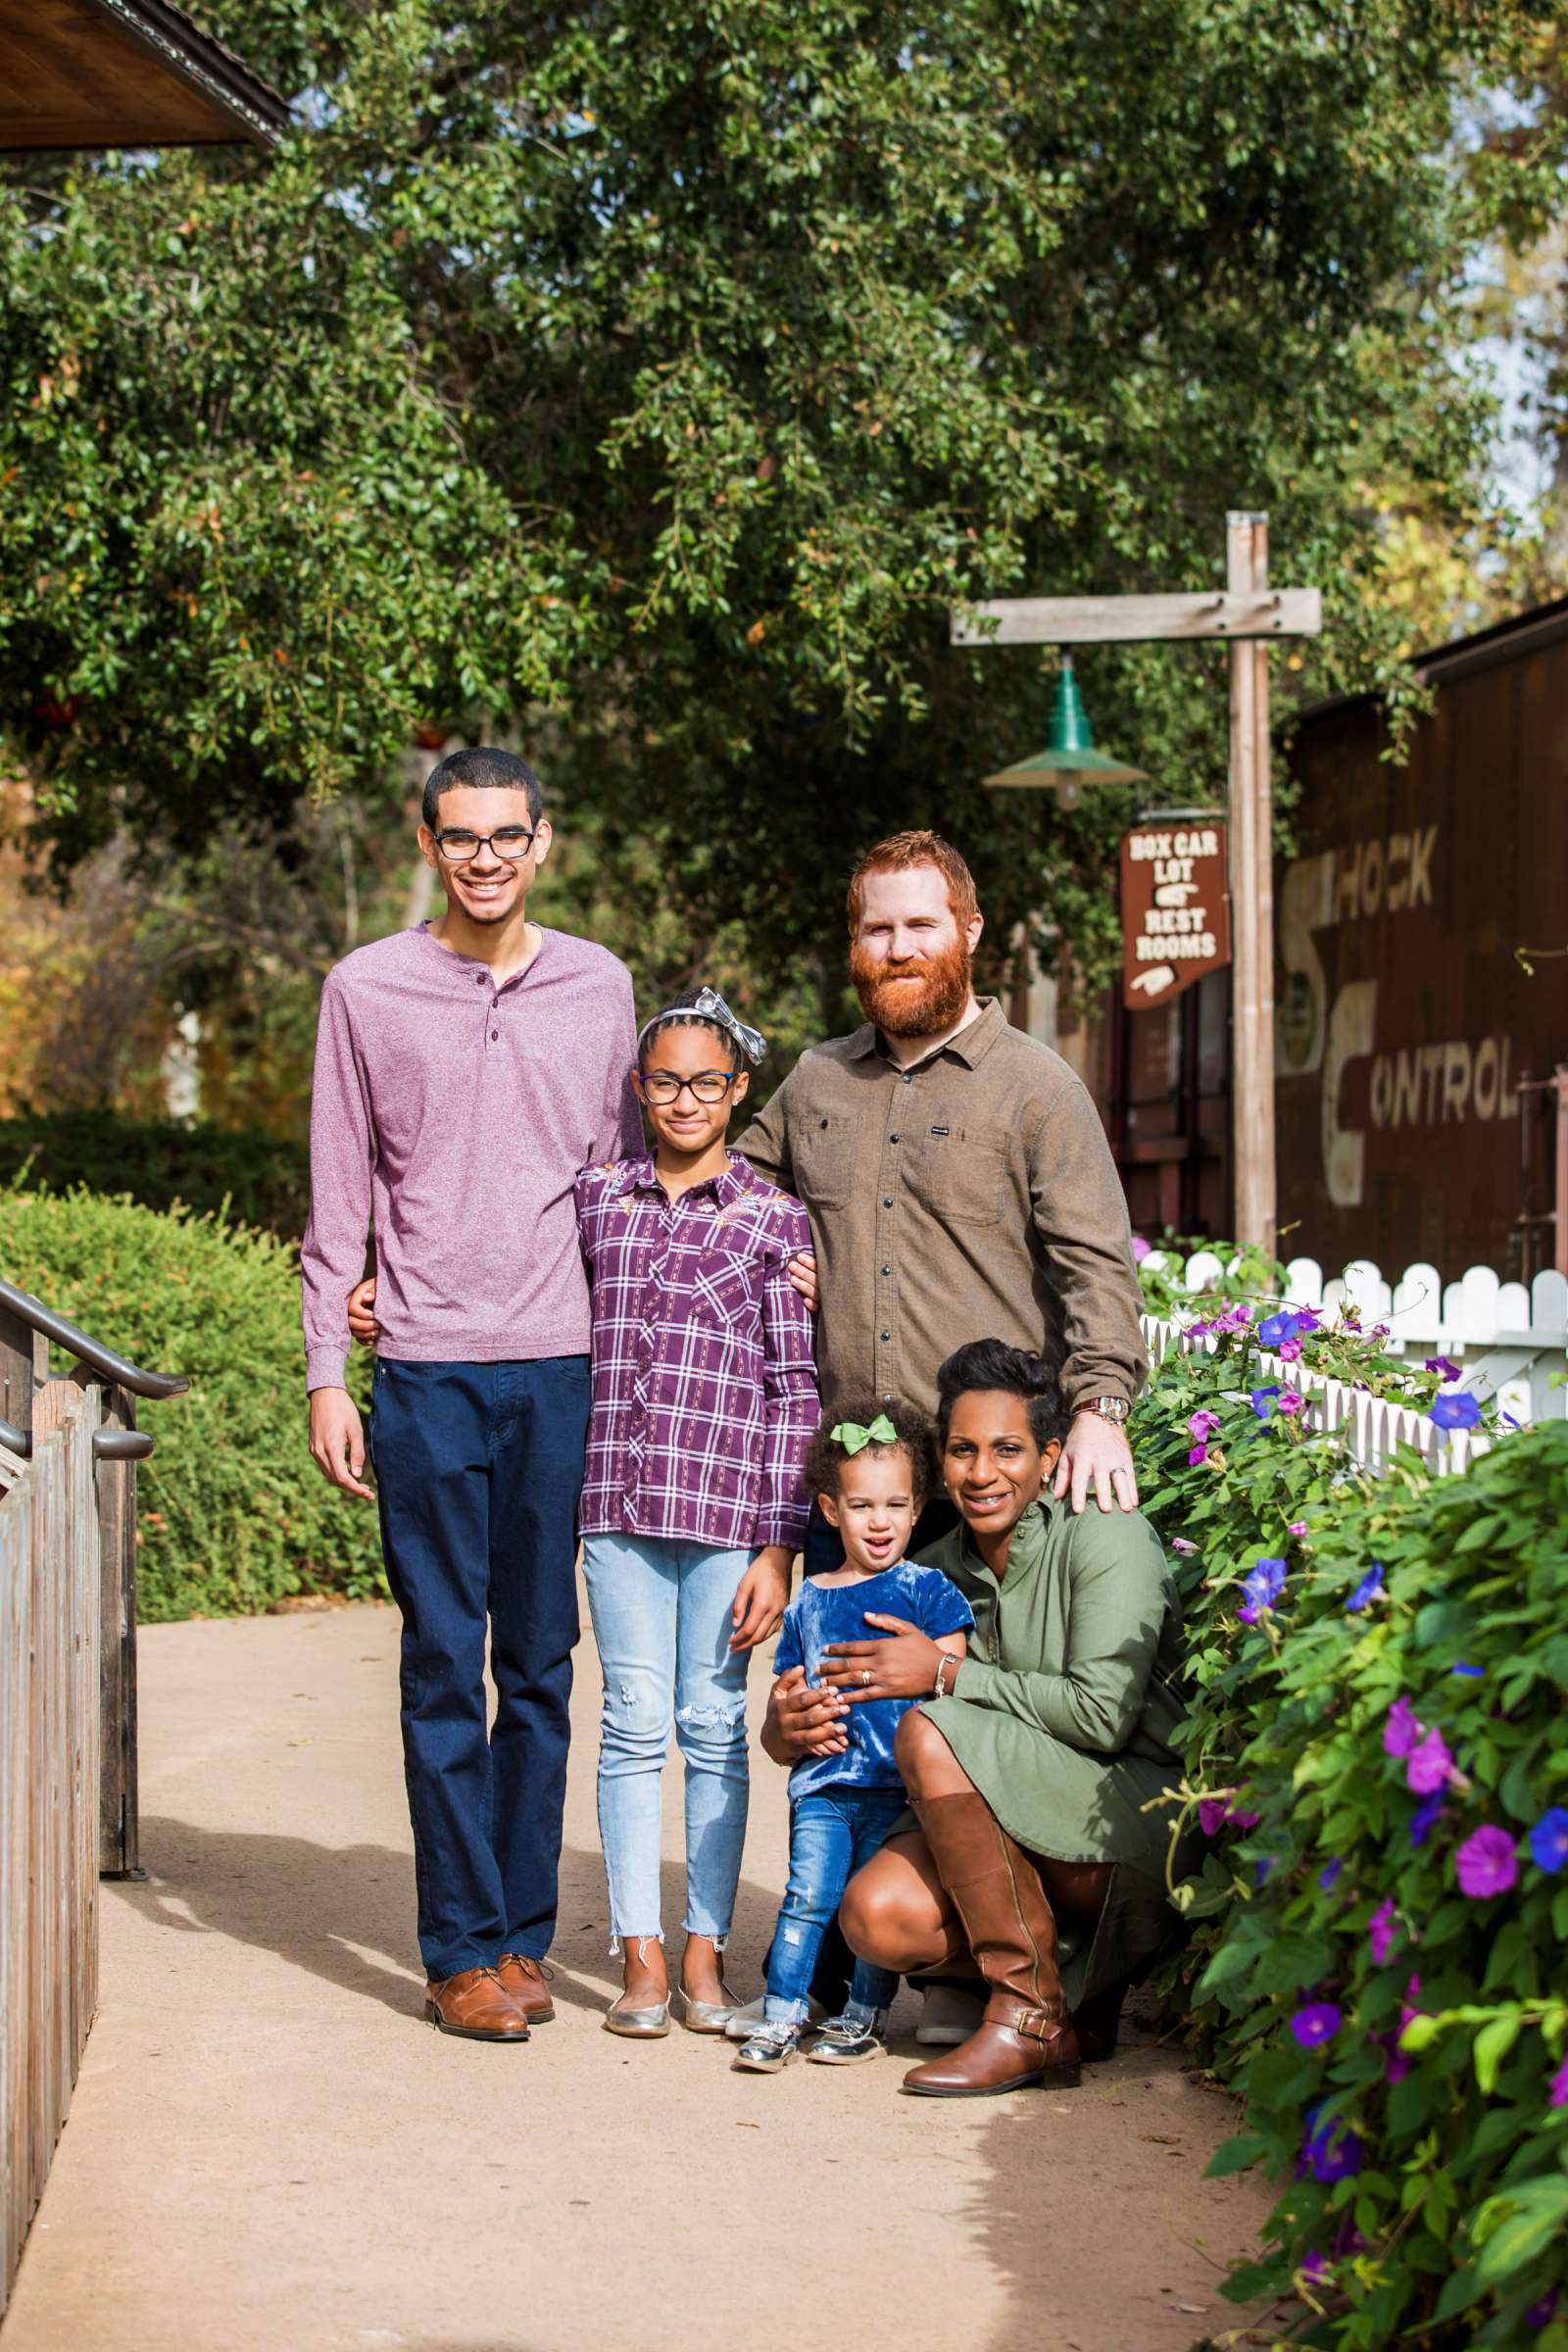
xmin=0 ymin=1415 xmax=155 ymax=1464
xmin=0 ymin=1278 xmax=189 ymax=1400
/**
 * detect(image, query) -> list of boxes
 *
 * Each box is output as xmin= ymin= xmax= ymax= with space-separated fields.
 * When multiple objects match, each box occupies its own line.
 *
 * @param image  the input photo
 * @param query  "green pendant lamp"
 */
xmin=983 ymin=653 xmax=1148 ymax=807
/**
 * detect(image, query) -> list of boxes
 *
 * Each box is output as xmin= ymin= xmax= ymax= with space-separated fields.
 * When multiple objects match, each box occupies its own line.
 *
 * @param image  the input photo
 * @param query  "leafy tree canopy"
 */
xmin=1 ymin=0 xmax=1560 ymax=1008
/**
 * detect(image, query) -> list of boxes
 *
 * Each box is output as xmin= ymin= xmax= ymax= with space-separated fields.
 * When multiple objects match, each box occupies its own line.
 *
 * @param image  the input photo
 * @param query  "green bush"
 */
xmin=1133 ymin=1304 xmax=1568 ymax=2348
xmin=0 ymin=1180 xmax=381 ymax=1618
xmin=0 ymin=1110 xmax=310 ymax=1236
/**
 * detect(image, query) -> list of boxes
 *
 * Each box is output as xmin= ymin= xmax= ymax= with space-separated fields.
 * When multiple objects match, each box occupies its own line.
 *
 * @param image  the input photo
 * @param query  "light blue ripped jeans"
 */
xmin=581 ymin=1532 xmax=753 ymax=1948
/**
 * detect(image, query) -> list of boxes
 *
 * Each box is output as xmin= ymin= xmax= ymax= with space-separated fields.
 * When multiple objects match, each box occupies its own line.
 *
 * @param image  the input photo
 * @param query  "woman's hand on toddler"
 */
xmin=763 ymin=1665 xmax=850 ymax=1761
xmin=819 ymin=1614 xmax=951 ymax=1703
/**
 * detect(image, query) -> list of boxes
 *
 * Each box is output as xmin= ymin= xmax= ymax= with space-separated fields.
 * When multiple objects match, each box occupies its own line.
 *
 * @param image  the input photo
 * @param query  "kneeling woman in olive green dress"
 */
xmin=827 ymin=1339 xmax=1192 ymax=2099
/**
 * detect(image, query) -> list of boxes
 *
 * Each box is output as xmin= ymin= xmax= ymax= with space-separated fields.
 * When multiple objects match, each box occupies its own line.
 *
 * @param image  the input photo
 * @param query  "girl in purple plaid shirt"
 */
xmin=574 ymin=989 xmax=820 ymax=2039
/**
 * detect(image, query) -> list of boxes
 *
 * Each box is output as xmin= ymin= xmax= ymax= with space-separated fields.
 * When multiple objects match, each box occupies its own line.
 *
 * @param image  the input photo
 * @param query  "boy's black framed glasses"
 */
xmin=432 ymin=825 xmax=537 ymax=863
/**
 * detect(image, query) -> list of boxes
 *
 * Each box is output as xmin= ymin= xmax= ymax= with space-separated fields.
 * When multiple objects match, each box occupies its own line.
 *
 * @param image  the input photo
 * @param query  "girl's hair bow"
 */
xmin=830 ymin=1413 xmax=898 ymax=1455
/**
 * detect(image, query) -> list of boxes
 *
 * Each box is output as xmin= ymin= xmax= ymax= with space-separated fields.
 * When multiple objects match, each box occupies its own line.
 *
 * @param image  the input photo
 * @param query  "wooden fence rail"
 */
xmin=1 ymin=1385 xmax=102 ymax=2317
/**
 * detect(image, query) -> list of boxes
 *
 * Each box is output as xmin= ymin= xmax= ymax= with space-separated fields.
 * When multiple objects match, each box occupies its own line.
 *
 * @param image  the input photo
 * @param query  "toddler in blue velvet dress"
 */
xmin=732 ymin=1403 xmax=973 ymax=2074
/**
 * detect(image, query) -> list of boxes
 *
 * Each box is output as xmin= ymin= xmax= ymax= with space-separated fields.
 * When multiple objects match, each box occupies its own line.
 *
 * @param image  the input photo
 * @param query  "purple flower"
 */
xmin=1237 ymin=1557 xmax=1287 ymax=1625
xmin=1250 ymin=1385 xmax=1281 ymax=1420
xmin=1255 ymin=1855 xmax=1276 ymax=1887
xmin=1171 ymin=1537 xmax=1200 ymax=1556
xmin=1292 ymin=1306 xmax=1323 ymax=1332
xmin=1528 ymin=2290 xmax=1560 ymax=2330
xmin=1198 ymin=1797 xmax=1230 ymax=1837
xmin=1450 ymin=1661 xmax=1484 ymax=1678
xmin=1187 ymin=1444 xmax=1209 ymax=1467
xmin=1454 ymin=1825 xmax=1519 ymax=1899
xmin=1300 ymin=2251 xmax=1329 ymax=2285
xmin=1288 ymin=1519 xmax=1309 ymax=1537
xmin=1279 ymin=1337 xmax=1303 ymax=1361
xmin=1425 ymin=1354 xmax=1461 ymax=1381
xmin=1214 ymin=1303 xmax=1254 ymax=1332
xmin=1430 ymin=1391 xmax=1483 ymax=1432
xmin=1229 ymin=1808 xmax=1262 ymax=1829
xmin=1132 ymin=1234 xmax=1152 ymax=1262
xmin=1406 ymin=1728 xmax=1454 ymax=1796
xmin=1387 ymin=1975 xmax=1423 ymax=2084
xmin=1276 ymin=1390 xmax=1305 ymax=1419
xmin=1318 ymin=1857 xmax=1343 ymax=1892
xmin=1258 ymin=1309 xmax=1301 ymax=1348
xmin=1291 ymin=2002 xmax=1342 ymax=2048
xmin=1529 ymin=1807 xmax=1568 ymax=1873
xmin=1409 ymin=1789 xmax=1446 ymax=1846
xmin=1384 ymin=1696 xmax=1422 ymax=1757
xmin=1367 ymin=1897 xmax=1398 ymax=1965
xmin=1184 ymin=1318 xmax=1212 ymax=1340
xmin=1187 ymin=1409 xmax=1222 ymax=1441
xmin=1550 ymin=2058 xmax=1568 ymax=2109
xmin=1347 ymin=1563 xmax=1384 ymax=1613
xmin=1297 ymin=2107 xmax=1361 ymax=2183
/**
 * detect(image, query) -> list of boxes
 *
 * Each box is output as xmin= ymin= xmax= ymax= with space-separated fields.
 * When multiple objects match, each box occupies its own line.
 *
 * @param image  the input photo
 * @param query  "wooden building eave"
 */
xmin=0 ymin=0 xmax=290 ymax=153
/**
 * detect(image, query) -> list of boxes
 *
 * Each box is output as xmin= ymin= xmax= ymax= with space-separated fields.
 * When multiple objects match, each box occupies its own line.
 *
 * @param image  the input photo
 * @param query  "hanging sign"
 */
xmin=1120 ymin=819 xmax=1231 ymax=1010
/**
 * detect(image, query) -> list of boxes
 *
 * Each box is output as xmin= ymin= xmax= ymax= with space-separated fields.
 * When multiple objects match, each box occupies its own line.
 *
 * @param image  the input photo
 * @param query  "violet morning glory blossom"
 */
xmin=1279 ymin=1337 xmax=1303 ymax=1361
xmin=1450 ymin=1661 xmax=1484 ymax=1678
xmin=1255 ymin=1856 xmax=1275 ymax=1887
xmin=1229 ymin=1808 xmax=1261 ymax=1829
xmin=1187 ymin=1409 xmax=1221 ymax=1441
xmin=1425 ymin=1355 xmax=1461 ymax=1381
xmin=1257 ymin=1309 xmax=1301 ymax=1348
xmin=1406 ymin=1728 xmax=1455 ymax=1797
xmin=1300 ymin=2251 xmax=1329 ymax=2286
xmin=1276 ymin=1389 xmax=1305 ymax=1419
xmin=1171 ymin=1537 xmax=1200 ymax=1555
xmin=1527 ymin=2290 xmax=1560 ymax=2330
xmin=1384 ymin=1696 xmax=1422 ymax=1757
xmin=1550 ymin=2057 xmax=1568 ymax=2109
xmin=1198 ymin=1798 xmax=1230 ymax=1837
xmin=1347 ymin=1563 xmax=1384 ymax=1612
xmin=1367 ymin=1897 xmax=1398 ymax=1965
xmin=1410 ymin=1789 xmax=1446 ymax=1846
xmin=1187 ymin=1444 xmax=1209 ymax=1467
xmin=1430 ymin=1392 xmax=1483 ymax=1432
xmin=1455 ymin=1824 xmax=1519 ymax=1898
xmin=1250 ymin=1385 xmax=1281 ymax=1420
xmin=1386 ymin=1975 xmax=1423 ymax=2085
xmin=1288 ymin=1519 xmax=1309 ymax=1537
xmin=1238 ymin=1557 xmax=1287 ymax=1625
xmin=1131 ymin=1234 xmax=1152 ymax=1262
xmin=1318 ymin=1857 xmax=1343 ymax=1892
xmin=1529 ymin=1807 xmax=1568 ymax=1873
xmin=1297 ymin=2108 xmax=1361 ymax=2183
xmin=1291 ymin=2003 xmax=1342 ymax=2049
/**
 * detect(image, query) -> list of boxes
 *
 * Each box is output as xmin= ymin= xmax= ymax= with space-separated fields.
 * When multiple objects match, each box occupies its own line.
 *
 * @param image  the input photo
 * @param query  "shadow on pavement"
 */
xmin=119 ymin=1820 xmax=793 ymax=2026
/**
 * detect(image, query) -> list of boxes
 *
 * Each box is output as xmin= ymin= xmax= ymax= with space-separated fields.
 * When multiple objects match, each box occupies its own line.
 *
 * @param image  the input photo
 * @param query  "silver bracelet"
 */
xmin=933 ymin=1652 xmax=958 ymax=1700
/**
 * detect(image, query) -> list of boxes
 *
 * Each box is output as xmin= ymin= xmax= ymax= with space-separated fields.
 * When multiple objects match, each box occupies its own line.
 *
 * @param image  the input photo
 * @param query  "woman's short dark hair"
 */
xmin=637 ymin=989 xmax=743 ymax=1073
xmin=934 ymin=1340 xmax=1068 ymax=1451
xmin=804 ymin=1396 xmax=933 ymax=1509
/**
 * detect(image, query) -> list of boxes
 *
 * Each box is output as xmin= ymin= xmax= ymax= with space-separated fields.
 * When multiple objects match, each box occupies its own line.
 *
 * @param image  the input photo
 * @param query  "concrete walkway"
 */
xmin=5 ymin=1600 xmax=1275 ymax=2352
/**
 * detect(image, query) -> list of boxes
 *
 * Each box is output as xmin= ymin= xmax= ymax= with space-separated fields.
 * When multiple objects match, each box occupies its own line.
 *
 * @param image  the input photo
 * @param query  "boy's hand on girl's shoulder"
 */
xmin=347 ymin=1276 xmax=379 ymax=1347
xmin=730 ymin=1545 xmax=792 ymax=1651
xmin=785 ymin=1250 xmax=819 ymax=1313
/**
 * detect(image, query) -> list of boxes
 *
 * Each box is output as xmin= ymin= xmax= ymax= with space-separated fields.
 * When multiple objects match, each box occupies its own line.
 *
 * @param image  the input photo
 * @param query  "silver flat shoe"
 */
xmin=673 ymin=1985 xmax=741 ymax=2035
xmin=604 ymin=1994 xmax=671 ymax=2039
xmin=724 ymin=1992 xmax=829 ymax=2042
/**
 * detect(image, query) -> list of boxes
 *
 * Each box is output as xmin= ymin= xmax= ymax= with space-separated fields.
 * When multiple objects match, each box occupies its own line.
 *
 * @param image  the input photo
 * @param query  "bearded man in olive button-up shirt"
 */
xmin=736 ymin=830 xmax=1147 ymax=1516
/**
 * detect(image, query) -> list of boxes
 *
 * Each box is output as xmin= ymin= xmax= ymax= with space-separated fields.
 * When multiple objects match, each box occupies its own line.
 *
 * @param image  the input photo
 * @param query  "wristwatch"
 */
xmin=1076 ymin=1396 xmax=1130 ymax=1425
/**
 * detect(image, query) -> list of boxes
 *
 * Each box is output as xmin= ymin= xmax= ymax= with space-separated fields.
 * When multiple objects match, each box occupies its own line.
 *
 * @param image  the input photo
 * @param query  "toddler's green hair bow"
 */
xmin=831 ymin=1413 xmax=898 ymax=1455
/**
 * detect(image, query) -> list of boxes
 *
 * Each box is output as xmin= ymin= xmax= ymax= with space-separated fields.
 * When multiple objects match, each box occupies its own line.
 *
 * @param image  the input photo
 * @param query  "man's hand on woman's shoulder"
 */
xmin=1053 ymin=1410 xmax=1140 ymax=1515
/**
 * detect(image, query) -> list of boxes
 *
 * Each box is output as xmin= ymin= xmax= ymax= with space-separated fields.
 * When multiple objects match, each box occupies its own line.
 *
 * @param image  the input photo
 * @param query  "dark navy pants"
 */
xmin=369 ymin=1356 xmax=590 ymax=1982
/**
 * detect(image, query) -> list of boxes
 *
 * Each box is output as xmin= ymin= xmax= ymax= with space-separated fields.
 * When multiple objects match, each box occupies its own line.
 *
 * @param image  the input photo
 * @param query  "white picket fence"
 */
xmin=1139 ymin=1310 xmax=1495 ymax=1476
xmin=1142 ymin=1251 xmax=1567 ymax=1431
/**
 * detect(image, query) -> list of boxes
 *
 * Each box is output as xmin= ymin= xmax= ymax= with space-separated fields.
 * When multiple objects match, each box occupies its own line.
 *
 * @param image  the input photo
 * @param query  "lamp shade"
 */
xmin=983 ymin=652 xmax=1148 ymax=790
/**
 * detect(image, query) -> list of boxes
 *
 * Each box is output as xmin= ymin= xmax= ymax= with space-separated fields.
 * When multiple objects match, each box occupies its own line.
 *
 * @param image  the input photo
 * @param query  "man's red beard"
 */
xmin=850 ymin=938 xmax=973 ymax=1038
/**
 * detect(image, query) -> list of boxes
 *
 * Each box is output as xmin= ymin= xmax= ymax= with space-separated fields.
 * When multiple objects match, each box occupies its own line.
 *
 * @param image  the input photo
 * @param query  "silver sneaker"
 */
xmin=731 ymin=2020 xmax=805 ymax=2074
xmin=807 ymin=2012 xmax=887 ymax=2066
xmin=724 ymin=1991 xmax=828 ymax=2042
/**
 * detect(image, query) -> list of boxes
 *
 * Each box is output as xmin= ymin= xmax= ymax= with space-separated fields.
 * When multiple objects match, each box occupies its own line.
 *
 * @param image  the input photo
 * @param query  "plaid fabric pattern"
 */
xmin=575 ymin=1152 xmax=820 ymax=1551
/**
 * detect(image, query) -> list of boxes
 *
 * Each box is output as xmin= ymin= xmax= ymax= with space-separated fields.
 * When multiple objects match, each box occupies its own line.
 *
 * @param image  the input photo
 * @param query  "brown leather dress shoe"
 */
xmin=497 ymin=1952 xmax=556 ymax=2024
xmin=423 ymin=1966 xmax=530 ymax=2041
xmin=901 ymin=1790 xmax=1082 ymax=2099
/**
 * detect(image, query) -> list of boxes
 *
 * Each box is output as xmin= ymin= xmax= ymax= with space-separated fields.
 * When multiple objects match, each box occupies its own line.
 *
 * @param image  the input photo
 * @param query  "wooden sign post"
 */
xmin=953 ymin=512 xmax=1320 ymax=1257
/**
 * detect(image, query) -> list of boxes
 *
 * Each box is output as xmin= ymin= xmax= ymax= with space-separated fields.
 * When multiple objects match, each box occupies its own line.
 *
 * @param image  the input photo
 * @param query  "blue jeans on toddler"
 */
xmin=581 ymin=1531 xmax=753 ymax=1948
xmin=764 ymin=1786 xmax=907 ymax=2027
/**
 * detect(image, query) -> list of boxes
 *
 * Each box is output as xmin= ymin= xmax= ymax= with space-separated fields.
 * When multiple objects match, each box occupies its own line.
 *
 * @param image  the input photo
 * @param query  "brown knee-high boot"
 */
xmin=902 ymin=1791 xmax=1080 ymax=2098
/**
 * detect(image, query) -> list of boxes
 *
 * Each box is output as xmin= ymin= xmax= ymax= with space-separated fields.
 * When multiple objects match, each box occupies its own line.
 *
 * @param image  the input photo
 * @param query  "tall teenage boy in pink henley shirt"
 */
xmin=302 ymin=747 xmax=641 ymax=2041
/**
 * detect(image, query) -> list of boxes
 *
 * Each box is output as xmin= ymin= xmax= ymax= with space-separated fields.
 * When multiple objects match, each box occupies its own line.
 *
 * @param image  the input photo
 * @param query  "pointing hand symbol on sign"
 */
xmin=1130 ymin=965 xmax=1177 ymax=997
